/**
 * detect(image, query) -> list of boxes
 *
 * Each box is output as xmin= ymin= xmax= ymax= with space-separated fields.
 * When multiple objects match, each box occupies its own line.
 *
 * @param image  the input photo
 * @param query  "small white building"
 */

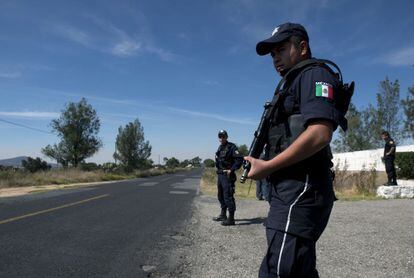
xmin=332 ymin=145 xmax=414 ymax=171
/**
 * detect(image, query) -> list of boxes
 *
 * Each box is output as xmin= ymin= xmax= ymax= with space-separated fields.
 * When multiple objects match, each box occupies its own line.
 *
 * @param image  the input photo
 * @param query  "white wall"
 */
xmin=332 ymin=145 xmax=414 ymax=171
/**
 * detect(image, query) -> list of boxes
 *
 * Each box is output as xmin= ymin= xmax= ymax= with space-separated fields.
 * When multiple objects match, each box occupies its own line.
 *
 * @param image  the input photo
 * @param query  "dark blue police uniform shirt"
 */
xmin=290 ymin=64 xmax=341 ymax=130
xmin=384 ymin=138 xmax=396 ymax=158
xmin=266 ymin=64 xmax=340 ymax=241
xmin=215 ymin=142 xmax=243 ymax=171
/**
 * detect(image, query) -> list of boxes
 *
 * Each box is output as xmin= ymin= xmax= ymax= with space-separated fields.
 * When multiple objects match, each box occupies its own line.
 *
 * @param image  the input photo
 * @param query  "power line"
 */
xmin=0 ymin=118 xmax=52 ymax=135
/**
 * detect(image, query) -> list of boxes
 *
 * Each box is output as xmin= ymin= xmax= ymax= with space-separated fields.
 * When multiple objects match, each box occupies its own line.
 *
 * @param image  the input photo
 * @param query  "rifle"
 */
xmin=239 ymin=62 xmax=290 ymax=184
xmin=239 ymin=100 xmax=275 ymax=183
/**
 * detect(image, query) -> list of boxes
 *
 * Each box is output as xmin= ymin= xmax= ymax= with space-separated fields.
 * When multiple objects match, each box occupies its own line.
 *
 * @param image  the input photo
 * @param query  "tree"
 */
xmin=190 ymin=156 xmax=202 ymax=167
xmin=113 ymin=119 xmax=152 ymax=171
xmin=80 ymin=162 xmax=100 ymax=171
xmin=179 ymin=159 xmax=191 ymax=168
xmin=22 ymin=157 xmax=51 ymax=172
xmin=237 ymin=144 xmax=249 ymax=156
xmin=203 ymin=158 xmax=215 ymax=167
xmin=42 ymin=98 xmax=102 ymax=167
xmin=364 ymin=77 xmax=402 ymax=147
xmin=102 ymin=162 xmax=118 ymax=172
xmin=401 ymin=85 xmax=414 ymax=138
xmin=333 ymin=103 xmax=374 ymax=152
xmin=164 ymin=157 xmax=180 ymax=168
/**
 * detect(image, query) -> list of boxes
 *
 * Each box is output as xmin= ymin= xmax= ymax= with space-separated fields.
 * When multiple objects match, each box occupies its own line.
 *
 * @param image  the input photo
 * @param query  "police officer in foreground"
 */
xmin=381 ymin=131 xmax=397 ymax=185
xmin=214 ymin=130 xmax=243 ymax=226
xmin=243 ymin=23 xmax=350 ymax=277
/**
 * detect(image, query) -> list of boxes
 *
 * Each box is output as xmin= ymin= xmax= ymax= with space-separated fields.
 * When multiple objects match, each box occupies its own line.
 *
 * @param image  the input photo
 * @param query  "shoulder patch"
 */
xmin=389 ymin=141 xmax=394 ymax=144
xmin=234 ymin=150 xmax=239 ymax=155
xmin=315 ymin=82 xmax=333 ymax=100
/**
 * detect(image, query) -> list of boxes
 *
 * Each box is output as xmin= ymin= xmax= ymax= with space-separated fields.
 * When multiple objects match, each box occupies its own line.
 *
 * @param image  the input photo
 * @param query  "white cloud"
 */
xmin=53 ymin=24 xmax=92 ymax=47
xmin=145 ymin=45 xmax=178 ymax=62
xmin=203 ymin=80 xmax=220 ymax=86
xmin=168 ymin=107 xmax=255 ymax=125
xmin=111 ymin=40 xmax=141 ymax=56
xmin=0 ymin=111 xmax=59 ymax=118
xmin=241 ymin=22 xmax=271 ymax=41
xmin=0 ymin=63 xmax=54 ymax=79
xmin=102 ymin=112 xmax=138 ymax=119
xmin=379 ymin=46 xmax=414 ymax=66
xmin=47 ymin=15 xmax=178 ymax=62
xmin=0 ymin=71 xmax=21 ymax=78
xmin=178 ymin=33 xmax=190 ymax=41
xmin=55 ymin=91 xmax=160 ymax=110
xmin=37 ymin=89 xmax=253 ymax=125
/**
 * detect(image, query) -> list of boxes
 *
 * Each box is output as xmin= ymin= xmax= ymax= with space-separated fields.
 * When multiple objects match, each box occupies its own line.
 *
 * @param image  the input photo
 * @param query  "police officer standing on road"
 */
xmin=214 ymin=130 xmax=243 ymax=226
xmin=381 ymin=131 xmax=397 ymax=185
xmin=243 ymin=22 xmax=352 ymax=277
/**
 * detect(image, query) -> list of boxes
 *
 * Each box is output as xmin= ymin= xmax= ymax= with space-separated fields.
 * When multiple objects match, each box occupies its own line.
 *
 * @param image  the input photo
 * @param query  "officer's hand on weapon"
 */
xmin=224 ymin=169 xmax=231 ymax=177
xmin=243 ymin=156 xmax=273 ymax=180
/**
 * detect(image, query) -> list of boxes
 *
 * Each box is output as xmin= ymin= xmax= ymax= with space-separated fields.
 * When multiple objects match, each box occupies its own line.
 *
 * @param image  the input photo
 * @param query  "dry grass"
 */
xmin=0 ymin=167 xmax=188 ymax=188
xmin=200 ymin=168 xmax=258 ymax=199
xmin=333 ymin=168 xmax=387 ymax=200
xmin=201 ymin=167 xmax=389 ymax=201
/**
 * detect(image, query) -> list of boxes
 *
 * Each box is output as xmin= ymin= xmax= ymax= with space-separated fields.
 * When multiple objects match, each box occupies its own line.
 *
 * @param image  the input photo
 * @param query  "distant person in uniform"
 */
xmin=256 ymin=179 xmax=269 ymax=201
xmin=214 ymin=130 xmax=243 ymax=226
xmin=244 ymin=22 xmax=351 ymax=277
xmin=256 ymin=152 xmax=270 ymax=201
xmin=381 ymin=131 xmax=397 ymax=185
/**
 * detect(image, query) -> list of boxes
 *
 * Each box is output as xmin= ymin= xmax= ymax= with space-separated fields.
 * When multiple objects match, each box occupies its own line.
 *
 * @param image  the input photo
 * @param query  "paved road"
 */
xmin=0 ymin=169 xmax=201 ymax=278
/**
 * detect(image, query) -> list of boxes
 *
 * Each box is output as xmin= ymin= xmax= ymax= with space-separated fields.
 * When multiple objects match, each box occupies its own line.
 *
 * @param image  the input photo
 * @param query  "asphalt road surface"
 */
xmin=0 ymin=169 xmax=201 ymax=278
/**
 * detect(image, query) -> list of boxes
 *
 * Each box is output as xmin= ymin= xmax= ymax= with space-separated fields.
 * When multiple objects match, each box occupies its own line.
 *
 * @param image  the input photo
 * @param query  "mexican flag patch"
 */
xmin=315 ymin=82 xmax=333 ymax=100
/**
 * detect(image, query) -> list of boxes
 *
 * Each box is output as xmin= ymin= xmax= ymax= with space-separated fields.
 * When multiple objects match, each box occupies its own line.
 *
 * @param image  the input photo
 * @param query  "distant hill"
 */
xmin=0 ymin=156 xmax=58 ymax=168
xmin=0 ymin=156 xmax=28 ymax=167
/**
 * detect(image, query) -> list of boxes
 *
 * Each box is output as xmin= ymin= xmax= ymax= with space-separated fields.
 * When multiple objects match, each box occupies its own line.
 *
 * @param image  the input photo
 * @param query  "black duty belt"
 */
xmin=216 ymin=169 xmax=230 ymax=174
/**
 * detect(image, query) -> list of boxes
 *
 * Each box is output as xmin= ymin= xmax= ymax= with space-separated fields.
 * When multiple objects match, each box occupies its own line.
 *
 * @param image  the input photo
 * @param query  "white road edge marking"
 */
xmin=169 ymin=191 xmax=189 ymax=194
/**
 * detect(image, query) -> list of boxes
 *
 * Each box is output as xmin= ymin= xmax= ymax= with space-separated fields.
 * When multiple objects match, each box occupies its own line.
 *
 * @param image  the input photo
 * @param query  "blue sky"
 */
xmin=0 ymin=0 xmax=413 ymax=164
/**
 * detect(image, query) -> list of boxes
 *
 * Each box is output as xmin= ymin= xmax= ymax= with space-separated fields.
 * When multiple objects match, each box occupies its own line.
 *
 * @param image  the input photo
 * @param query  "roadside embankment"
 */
xmin=0 ymin=167 xmax=190 ymax=197
xmin=155 ymin=169 xmax=414 ymax=277
xmin=160 ymin=195 xmax=414 ymax=278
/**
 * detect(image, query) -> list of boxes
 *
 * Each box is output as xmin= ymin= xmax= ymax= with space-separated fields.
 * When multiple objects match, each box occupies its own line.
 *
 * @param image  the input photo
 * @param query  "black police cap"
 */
xmin=218 ymin=130 xmax=228 ymax=138
xmin=256 ymin=22 xmax=309 ymax=56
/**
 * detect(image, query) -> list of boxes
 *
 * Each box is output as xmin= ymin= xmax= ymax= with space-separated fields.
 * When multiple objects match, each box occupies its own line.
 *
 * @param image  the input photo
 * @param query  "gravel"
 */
xmin=152 ymin=196 xmax=414 ymax=278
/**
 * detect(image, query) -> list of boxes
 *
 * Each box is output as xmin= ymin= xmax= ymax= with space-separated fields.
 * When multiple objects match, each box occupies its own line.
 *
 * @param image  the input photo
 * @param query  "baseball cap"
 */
xmin=256 ymin=22 xmax=309 ymax=56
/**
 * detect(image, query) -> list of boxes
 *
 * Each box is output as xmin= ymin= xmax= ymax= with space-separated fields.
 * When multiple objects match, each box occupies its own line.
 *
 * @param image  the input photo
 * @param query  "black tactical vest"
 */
xmin=216 ymin=142 xmax=233 ymax=170
xmin=264 ymin=61 xmax=343 ymax=179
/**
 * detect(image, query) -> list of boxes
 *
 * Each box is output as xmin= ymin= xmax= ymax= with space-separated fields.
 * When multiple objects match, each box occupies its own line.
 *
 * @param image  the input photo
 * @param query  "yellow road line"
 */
xmin=0 ymin=194 xmax=110 ymax=225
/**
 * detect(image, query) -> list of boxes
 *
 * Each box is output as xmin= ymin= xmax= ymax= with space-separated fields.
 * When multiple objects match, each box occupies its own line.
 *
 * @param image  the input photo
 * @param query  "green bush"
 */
xmin=203 ymin=158 xmax=215 ymax=168
xmin=80 ymin=162 xmax=100 ymax=171
xmin=22 ymin=157 xmax=51 ymax=173
xmin=102 ymin=162 xmax=118 ymax=173
xmin=395 ymin=152 xmax=414 ymax=179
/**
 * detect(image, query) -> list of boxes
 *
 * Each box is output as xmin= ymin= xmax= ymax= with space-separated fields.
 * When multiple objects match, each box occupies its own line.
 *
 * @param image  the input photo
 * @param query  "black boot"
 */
xmin=221 ymin=211 xmax=235 ymax=226
xmin=213 ymin=209 xmax=227 ymax=221
xmin=385 ymin=178 xmax=392 ymax=186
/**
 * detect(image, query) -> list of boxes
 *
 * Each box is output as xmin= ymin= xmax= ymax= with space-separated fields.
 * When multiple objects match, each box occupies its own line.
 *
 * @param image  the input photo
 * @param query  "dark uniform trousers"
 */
xmin=259 ymin=229 xmax=318 ymax=278
xmin=384 ymin=157 xmax=397 ymax=184
xmin=217 ymin=172 xmax=236 ymax=213
xmin=259 ymin=175 xmax=334 ymax=278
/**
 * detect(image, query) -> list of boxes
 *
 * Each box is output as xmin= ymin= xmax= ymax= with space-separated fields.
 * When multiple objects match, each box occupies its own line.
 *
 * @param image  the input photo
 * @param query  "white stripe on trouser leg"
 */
xmin=276 ymin=175 xmax=309 ymax=277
